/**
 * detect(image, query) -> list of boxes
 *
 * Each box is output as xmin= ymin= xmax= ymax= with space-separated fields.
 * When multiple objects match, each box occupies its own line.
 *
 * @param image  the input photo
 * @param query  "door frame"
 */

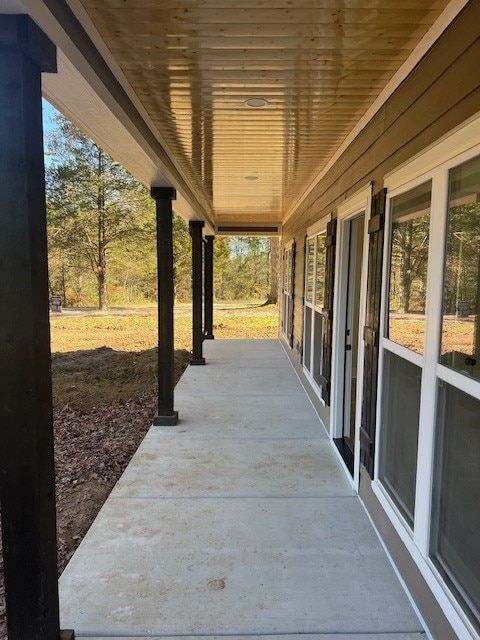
xmin=331 ymin=183 xmax=372 ymax=490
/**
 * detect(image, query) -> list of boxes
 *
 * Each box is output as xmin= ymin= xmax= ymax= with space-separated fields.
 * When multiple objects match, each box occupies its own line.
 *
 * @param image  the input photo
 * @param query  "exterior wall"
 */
xmin=283 ymin=1 xmax=480 ymax=243
xmin=359 ymin=467 xmax=458 ymax=640
xmin=280 ymin=2 xmax=480 ymax=638
xmin=280 ymin=232 xmax=331 ymax=430
xmin=281 ymin=0 xmax=480 ymax=443
xmin=292 ymin=239 xmax=304 ymax=360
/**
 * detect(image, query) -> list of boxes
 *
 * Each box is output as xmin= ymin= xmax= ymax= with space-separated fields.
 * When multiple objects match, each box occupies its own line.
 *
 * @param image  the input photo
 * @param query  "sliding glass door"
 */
xmin=377 ymin=141 xmax=480 ymax=634
xmin=430 ymin=155 xmax=480 ymax=628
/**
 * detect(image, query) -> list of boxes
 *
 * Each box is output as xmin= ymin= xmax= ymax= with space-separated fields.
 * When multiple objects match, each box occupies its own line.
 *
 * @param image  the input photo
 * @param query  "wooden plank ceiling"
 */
xmin=79 ymin=0 xmax=450 ymax=224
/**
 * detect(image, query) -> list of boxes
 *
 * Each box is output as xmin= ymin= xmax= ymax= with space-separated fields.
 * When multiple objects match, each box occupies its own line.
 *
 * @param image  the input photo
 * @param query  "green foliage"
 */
xmin=45 ymin=115 xmax=273 ymax=307
xmin=46 ymin=115 xmax=155 ymax=308
xmin=172 ymin=215 xmax=191 ymax=301
xmin=171 ymin=231 xmax=272 ymax=302
xmin=216 ymin=237 xmax=270 ymax=300
xmin=390 ymin=215 xmax=430 ymax=314
xmin=443 ymin=203 xmax=480 ymax=314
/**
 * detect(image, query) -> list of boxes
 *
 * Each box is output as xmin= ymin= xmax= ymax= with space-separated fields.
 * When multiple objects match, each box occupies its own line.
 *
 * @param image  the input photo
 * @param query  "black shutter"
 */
xmin=319 ymin=217 xmax=336 ymax=405
xmin=289 ymin=240 xmax=296 ymax=348
xmin=281 ymin=250 xmax=285 ymax=331
xmin=300 ymin=236 xmax=308 ymax=358
xmin=360 ymin=188 xmax=387 ymax=478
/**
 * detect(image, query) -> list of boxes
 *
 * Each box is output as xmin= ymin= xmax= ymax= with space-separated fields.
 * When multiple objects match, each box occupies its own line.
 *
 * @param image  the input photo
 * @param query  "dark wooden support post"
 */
xmin=151 ymin=187 xmax=178 ymax=425
xmin=204 ymin=235 xmax=215 ymax=339
xmin=0 ymin=15 xmax=74 ymax=640
xmin=189 ymin=220 xmax=206 ymax=364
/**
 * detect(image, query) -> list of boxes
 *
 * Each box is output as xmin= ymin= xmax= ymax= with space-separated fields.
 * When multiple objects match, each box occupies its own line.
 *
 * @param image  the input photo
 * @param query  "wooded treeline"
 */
xmin=45 ymin=114 xmax=280 ymax=309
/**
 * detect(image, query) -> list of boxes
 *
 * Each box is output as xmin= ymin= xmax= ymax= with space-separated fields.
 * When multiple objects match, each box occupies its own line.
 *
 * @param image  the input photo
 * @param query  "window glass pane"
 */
xmin=430 ymin=382 xmax=480 ymax=629
xmin=441 ymin=155 xmax=480 ymax=382
xmin=315 ymin=234 xmax=326 ymax=308
xmin=379 ymin=350 xmax=422 ymax=526
xmin=303 ymin=306 xmax=312 ymax=371
xmin=313 ymin=310 xmax=323 ymax=385
xmin=289 ymin=250 xmax=293 ymax=293
xmin=283 ymin=250 xmax=289 ymax=292
xmin=387 ymin=182 xmax=431 ymax=354
xmin=306 ymin=238 xmax=315 ymax=303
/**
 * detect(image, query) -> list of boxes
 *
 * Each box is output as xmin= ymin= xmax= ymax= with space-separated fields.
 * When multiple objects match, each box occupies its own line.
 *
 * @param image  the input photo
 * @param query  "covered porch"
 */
xmin=58 ymin=338 xmax=422 ymax=639
xmin=2 ymin=2 xmax=479 ymax=638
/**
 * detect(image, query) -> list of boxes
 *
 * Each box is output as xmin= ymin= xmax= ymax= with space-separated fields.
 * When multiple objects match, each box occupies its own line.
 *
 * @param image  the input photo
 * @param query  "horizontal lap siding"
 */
xmin=284 ymin=1 xmax=480 ymax=239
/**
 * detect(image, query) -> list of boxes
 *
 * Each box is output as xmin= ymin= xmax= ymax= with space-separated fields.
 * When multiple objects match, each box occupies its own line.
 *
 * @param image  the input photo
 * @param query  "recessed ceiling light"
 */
xmin=245 ymin=97 xmax=268 ymax=108
xmin=245 ymin=175 xmax=258 ymax=180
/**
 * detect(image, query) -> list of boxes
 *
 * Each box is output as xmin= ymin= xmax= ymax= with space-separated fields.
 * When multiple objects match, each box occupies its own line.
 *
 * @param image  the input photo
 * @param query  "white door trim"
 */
xmin=331 ymin=183 xmax=372 ymax=491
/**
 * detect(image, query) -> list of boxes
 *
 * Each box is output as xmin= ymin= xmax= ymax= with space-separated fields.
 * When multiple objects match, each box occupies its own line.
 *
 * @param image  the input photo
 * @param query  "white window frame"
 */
xmin=302 ymin=219 xmax=328 ymax=402
xmin=372 ymin=112 xmax=480 ymax=640
xmin=376 ymin=173 xmax=435 ymax=532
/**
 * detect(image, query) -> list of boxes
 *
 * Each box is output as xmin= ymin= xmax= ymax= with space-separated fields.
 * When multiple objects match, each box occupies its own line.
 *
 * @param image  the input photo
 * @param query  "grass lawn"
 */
xmin=50 ymin=301 xmax=279 ymax=353
xmin=49 ymin=302 xmax=279 ymax=411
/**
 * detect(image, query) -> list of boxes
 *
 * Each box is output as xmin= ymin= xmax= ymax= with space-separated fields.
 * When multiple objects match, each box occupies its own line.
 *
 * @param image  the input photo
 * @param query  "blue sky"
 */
xmin=42 ymin=99 xmax=58 ymax=137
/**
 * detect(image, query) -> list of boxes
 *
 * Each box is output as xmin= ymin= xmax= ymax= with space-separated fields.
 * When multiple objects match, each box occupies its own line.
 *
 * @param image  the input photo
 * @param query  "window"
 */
xmin=306 ymin=238 xmax=315 ymax=304
xmin=430 ymin=383 xmax=480 ymax=630
xmin=429 ymin=154 xmax=480 ymax=632
xmin=379 ymin=182 xmax=432 ymax=526
xmin=379 ymin=351 xmax=422 ymax=526
xmin=315 ymin=237 xmax=326 ymax=308
xmin=440 ymin=156 xmax=480 ymax=381
xmin=387 ymin=181 xmax=431 ymax=355
xmin=377 ymin=122 xmax=480 ymax=637
xmin=282 ymin=246 xmax=293 ymax=342
xmin=303 ymin=232 xmax=326 ymax=388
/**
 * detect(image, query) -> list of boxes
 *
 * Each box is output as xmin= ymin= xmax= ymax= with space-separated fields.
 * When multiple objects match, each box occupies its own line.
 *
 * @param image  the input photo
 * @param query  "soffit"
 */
xmin=77 ymin=0 xmax=451 ymax=223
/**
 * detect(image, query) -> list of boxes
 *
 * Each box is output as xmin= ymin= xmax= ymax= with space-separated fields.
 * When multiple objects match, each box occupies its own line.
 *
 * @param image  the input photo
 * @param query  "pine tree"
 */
xmin=46 ymin=115 xmax=153 ymax=309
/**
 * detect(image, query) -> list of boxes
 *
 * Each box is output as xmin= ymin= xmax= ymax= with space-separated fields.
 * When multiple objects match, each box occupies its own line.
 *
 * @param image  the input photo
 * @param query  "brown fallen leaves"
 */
xmin=0 ymin=347 xmax=191 ymax=640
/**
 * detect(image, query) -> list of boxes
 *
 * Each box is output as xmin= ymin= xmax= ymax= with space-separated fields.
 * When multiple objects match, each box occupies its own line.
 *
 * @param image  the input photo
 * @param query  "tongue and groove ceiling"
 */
xmin=76 ymin=0 xmax=451 ymax=224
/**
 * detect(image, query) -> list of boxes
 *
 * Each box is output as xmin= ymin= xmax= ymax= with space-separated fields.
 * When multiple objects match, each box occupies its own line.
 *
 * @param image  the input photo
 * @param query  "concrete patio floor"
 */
xmin=59 ymin=339 xmax=424 ymax=639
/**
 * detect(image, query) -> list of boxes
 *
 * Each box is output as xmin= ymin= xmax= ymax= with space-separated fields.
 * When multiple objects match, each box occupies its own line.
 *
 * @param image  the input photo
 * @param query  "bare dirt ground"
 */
xmin=0 ymin=303 xmax=278 ymax=639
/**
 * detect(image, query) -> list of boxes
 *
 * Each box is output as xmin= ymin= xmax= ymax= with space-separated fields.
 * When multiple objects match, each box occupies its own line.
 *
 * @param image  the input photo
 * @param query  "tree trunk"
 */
xmin=400 ymin=273 xmax=412 ymax=314
xmin=61 ymin=261 xmax=67 ymax=305
xmin=97 ymin=149 xmax=108 ymax=310
xmin=266 ymin=236 xmax=280 ymax=304
xmin=399 ymin=222 xmax=413 ymax=314
xmin=474 ymin=253 xmax=480 ymax=360
xmin=98 ymin=242 xmax=107 ymax=310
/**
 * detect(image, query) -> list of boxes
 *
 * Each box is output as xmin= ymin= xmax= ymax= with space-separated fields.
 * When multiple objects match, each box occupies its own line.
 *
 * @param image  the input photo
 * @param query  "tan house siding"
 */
xmin=283 ymin=0 xmax=480 ymax=240
xmin=279 ymin=4 xmax=480 ymax=634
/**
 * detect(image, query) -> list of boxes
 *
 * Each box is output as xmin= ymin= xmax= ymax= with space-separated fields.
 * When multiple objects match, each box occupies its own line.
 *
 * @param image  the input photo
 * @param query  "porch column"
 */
xmin=189 ymin=220 xmax=206 ymax=364
xmin=151 ymin=187 xmax=178 ymax=425
xmin=0 ymin=16 xmax=73 ymax=640
xmin=204 ymin=235 xmax=215 ymax=339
